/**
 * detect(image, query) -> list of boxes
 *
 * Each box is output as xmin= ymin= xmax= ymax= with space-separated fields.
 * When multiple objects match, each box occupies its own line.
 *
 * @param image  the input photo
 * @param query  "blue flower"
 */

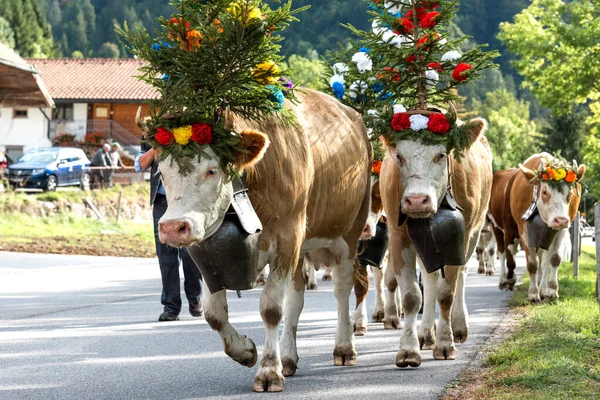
xmin=161 ymin=74 xmax=170 ymax=81
xmin=267 ymin=85 xmax=285 ymax=109
xmin=358 ymin=47 xmax=370 ymax=53
xmin=332 ymin=82 xmax=345 ymax=99
xmin=152 ymin=41 xmax=172 ymax=51
xmin=371 ymin=81 xmax=384 ymax=93
xmin=377 ymin=91 xmax=393 ymax=101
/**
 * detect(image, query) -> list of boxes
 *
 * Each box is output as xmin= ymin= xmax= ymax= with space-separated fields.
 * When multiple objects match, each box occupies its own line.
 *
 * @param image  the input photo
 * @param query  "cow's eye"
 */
xmin=434 ymin=153 xmax=447 ymax=163
xmin=396 ymin=154 xmax=405 ymax=166
xmin=206 ymin=169 xmax=217 ymax=177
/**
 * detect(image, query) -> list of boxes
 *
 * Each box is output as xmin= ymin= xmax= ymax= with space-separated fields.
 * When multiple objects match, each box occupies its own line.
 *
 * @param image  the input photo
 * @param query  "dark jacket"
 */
xmin=140 ymin=140 xmax=162 ymax=206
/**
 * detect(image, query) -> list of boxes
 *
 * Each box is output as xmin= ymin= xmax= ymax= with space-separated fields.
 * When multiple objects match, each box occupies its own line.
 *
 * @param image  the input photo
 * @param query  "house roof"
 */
xmin=0 ymin=42 xmax=54 ymax=107
xmin=26 ymin=58 xmax=158 ymax=102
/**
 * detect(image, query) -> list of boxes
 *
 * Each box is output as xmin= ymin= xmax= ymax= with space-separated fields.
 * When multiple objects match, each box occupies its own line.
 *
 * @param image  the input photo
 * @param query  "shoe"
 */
xmin=158 ymin=311 xmax=179 ymax=322
xmin=189 ymin=302 xmax=203 ymax=317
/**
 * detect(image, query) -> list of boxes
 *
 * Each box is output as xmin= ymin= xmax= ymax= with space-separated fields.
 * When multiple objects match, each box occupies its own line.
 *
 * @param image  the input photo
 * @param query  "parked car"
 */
xmin=580 ymin=221 xmax=595 ymax=238
xmin=8 ymin=147 xmax=91 ymax=191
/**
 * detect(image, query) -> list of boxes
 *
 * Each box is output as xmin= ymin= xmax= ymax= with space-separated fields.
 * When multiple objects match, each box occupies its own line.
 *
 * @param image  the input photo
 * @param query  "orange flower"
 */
xmin=186 ymin=30 xmax=202 ymax=50
xmin=546 ymin=166 xmax=555 ymax=180
xmin=565 ymin=170 xmax=576 ymax=183
xmin=372 ymin=160 xmax=382 ymax=175
xmin=541 ymin=172 xmax=550 ymax=181
xmin=214 ymin=19 xmax=224 ymax=33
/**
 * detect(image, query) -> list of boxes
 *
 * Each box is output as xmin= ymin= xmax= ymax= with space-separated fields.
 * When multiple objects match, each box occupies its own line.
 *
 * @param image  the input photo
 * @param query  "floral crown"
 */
xmin=326 ymin=0 xmax=497 ymax=159
xmin=119 ymin=0 xmax=305 ymax=176
xmin=536 ymin=154 xmax=580 ymax=189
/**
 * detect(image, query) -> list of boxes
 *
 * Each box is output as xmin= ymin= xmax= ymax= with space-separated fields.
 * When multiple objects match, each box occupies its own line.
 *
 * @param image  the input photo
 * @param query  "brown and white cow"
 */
xmin=476 ymin=216 xmax=497 ymax=275
xmin=488 ymin=153 xmax=585 ymax=301
xmin=380 ymin=118 xmax=492 ymax=367
xmin=145 ymin=89 xmax=371 ymax=392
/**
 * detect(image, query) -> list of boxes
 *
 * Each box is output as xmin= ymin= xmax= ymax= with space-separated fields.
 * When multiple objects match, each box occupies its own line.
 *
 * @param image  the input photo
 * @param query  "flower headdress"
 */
xmin=119 ymin=0 xmax=306 ymax=176
xmin=326 ymin=0 xmax=497 ymax=160
xmin=536 ymin=154 xmax=581 ymax=190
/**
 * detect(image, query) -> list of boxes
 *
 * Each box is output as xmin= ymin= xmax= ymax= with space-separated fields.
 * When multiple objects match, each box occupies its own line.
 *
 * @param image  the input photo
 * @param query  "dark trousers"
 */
xmin=153 ymin=193 xmax=202 ymax=314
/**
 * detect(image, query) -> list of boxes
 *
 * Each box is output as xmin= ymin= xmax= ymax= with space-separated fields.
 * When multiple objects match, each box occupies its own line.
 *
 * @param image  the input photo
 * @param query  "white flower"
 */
xmin=381 ymin=30 xmax=408 ymax=48
xmin=439 ymin=38 xmax=448 ymax=45
xmin=425 ymin=69 xmax=439 ymax=89
xmin=332 ymin=62 xmax=349 ymax=75
xmin=409 ymin=114 xmax=429 ymax=131
xmin=367 ymin=109 xmax=378 ymax=117
xmin=372 ymin=20 xmax=386 ymax=36
xmin=384 ymin=0 xmax=402 ymax=14
xmin=349 ymin=81 xmax=368 ymax=99
xmin=329 ymin=74 xmax=345 ymax=86
xmin=393 ymin=104 xmax=407 ymax=114
xmin=441 ymin=50 xmax=462 ymax=62
xmin=351 ymin=52 xmax=373 ymax=73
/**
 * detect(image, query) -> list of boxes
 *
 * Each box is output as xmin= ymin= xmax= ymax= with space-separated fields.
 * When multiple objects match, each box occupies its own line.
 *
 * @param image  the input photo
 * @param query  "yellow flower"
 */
xmin=554 ymin=168 xmax=567 ymax=181
xmin=253 ymin=60 xmax=279 ymax=84
xmin=173 ymin=125 xmax=193 ymax=145
xmin=227 ymin=2 xmax=262 ymax=25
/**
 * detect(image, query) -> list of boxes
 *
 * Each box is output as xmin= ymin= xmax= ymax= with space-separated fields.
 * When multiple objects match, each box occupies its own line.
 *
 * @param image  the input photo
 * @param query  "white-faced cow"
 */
xmin=380 ymin=118 xmax=492 ymax=366
xmin=488 ymin=153 xmax=585 ymax=301
xmin=142 ymin=89 xmax=371 ymax=392
xmin=476 ymin=217 xmax=496 ymax=275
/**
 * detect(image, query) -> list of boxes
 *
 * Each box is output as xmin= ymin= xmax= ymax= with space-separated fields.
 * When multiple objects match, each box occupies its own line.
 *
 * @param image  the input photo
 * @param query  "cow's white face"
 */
xmin=156 ymin=129 xmax=269 ymax=247
xmin=392 ymin=140 xmax=448 ymax=218
xmin=362 ymin=176 xmax=384 ymax=239
xmin=158 ymin=148 xmax=232 ymax=246
xmin=535 ymin=182 xmax=574 ymax=230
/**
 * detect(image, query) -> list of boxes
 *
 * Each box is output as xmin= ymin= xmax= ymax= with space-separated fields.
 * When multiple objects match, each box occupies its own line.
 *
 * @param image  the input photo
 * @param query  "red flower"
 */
xmin=565 ymin=170 xmax=576 ymax=183
xmin=452 ymin=63 xmax=473 ymax=82
xmin=372 ymin=161 xmax=382 ymax=176
xmin=417 ymin=33 xmax=439 ymax=50
xmin=155 ymin=127 xmax=174 ymax=146
xmin=420 ymin=11 xmax=440 ymax=29
xmin=405 ymin=7 xmax=428 ymax=22
xmin=168 ymin=17 xmax=191 ymax=29
xmin=190 ymin=122 xmax=213 ymax=145
xmin=428 ymin=62 xmax=443 ymax=72
xmin=398 ymin=18 xmax=414 ymax=33
xmin=427 ymin=113 xmax=451 ymax=134
xmin=405 ymin=55 xmax=417 ymax=63
xmin=378 ymin=67 xmax=401 ymax=82
xmin=391 ymin=113 xmax=411 ymax=131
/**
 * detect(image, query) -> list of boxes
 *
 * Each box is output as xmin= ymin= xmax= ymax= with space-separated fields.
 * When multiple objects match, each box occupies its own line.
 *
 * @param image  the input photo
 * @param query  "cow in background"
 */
xmin=146 ymin=89 xmax=371 ymax=392
xmin=488 ymin=153 xmax=585 ymax=301
xmin=476 ymin=217 xmax=497 ymax=275
xmin=380 ymin=118 xmax=492 ymax=367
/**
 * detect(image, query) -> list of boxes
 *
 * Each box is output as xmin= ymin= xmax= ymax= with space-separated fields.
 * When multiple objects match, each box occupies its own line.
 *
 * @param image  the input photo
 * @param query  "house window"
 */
xmin=52 ymin=104 xmax=74 ymax=120
xmin=5 ymin=146 xmax=24 ymax=160
xmin=13 ymin=109 xmax=28 ymax=118
xmin=95 ymin=106 xmax=109 ymax=118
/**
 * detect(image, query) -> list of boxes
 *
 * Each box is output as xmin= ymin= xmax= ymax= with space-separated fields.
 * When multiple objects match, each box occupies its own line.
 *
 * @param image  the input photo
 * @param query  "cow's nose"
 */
xmin=361 ymin=224 xmax=374 ymax=239
xmin=159 ymin=220 xmax=191 ymax=244
xmin=552 ymin=217 xmax=569 ymax=229
xmin=404 ymin=195 xmax=431 ymax=212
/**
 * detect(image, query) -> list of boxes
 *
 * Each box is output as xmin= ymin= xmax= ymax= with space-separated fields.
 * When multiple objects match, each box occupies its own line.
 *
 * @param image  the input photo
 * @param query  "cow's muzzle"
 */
xmin=159 ymin=219 xmax=194 ymax=247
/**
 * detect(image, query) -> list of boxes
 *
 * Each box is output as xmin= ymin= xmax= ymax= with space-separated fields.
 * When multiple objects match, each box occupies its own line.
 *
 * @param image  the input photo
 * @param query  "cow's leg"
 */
xmin=432 ymin=265 xmax=461 ymax=360
xmin=525 ymin=248 xmax=541 ymax=303
xmin=486 ymin=239 xmax=497 ymax=276
xmin=332 ymin=256 xmax=358 ymax=366
xmin=254 ymin=258 xmax=294 ymax=392
xmin=255 ymin=266 xmax=267 ymax=286
xmin=395 ymin=245 xmax=422 ymax=368
xmin=418 ymin=266 xmax=438 ymax=350
xmin=451 ymin=265 xmax=469 ymax=343
xmin=541 ymin=229 xmax=567 ymax=299
xmin=322 ymin=266 xmax=333 ymax=281
xmin=280 ymin=257 xmax=307 ymax=377
xmin=371 ymin=264 xmax=386 ymax=322
xmin=383 ymin=257 xmax=402 ymax=329
xmin=500 ymin=238 xmax=518 ymax=291
xmin=203 ymin=282 xmax=257 ymax=368
xmin=306 ymin=259 xmax=318 ymax=290
xmin=476 ymin=244 xmax=485 ymax=274
xmin=353 ymin=265 xmax=369 ymax=336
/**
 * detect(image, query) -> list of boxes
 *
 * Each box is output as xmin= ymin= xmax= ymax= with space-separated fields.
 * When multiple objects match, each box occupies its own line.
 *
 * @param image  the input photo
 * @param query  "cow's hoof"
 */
xmin=307 ymin=282 xmax=317 ymax=290
xmin=333 ymin=346 xmax=356 ymax=366
xmin=253 ymin=369 xmax=284 ymax=392
xmin=418 ymin=329 xmax=435 ymax=350
xmin=527 ymin=294 xmax=541 ymax=303
xmin=255 ymin=279 xmax=265 ymax=287
xmin=322 ymin=274 xmax=332 ymax=282
xmin=433 ymin=344 xmax=457 ymax=360
xmin=395 ymin=349 xmax=421 ymax=368
xmin=477 ymin=267 xmax=485 ymax=274
xmin=540 ymin=290 xmax=558 ymax=301
xmin=384 ymin=316 xmax=402 ymax=330
xmin=282 ymin=357 xmax=298 ymax=377
xmin=354 ymin=325 xmax=367 ymax=336
xmin=499 ymin=279 xmax=516 ymax=291
xmin=453 ymin=328 xmax=468 ymax=344
xmin=371 ymin=309 xmax=385 ymax=323
xmin=225 ymin=336 xmax=257 ymax=367
xmin=485 ymin=269 xmax=495 ymax=276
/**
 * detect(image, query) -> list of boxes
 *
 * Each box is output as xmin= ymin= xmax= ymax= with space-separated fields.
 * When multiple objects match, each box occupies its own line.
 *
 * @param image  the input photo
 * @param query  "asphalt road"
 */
xmin=0 ymin=251 xmax=526 ymax=400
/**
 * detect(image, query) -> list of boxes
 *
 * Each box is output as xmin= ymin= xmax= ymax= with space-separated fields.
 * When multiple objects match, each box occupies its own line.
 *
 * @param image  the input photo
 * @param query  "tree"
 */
xmin=282 ymin=54 xmax=325 ymax=90
xmin=472 ymin=89 xmax=540 ymax=171
xmin=0 ymin=16 xmax=15 ymax=49
xmin=540 ymin=108 xmax=587 ymax=164
xmin=0 ymin=0 xmax=56 ymax=57
xmin=97 ymin=42 xmax=120 ymax=58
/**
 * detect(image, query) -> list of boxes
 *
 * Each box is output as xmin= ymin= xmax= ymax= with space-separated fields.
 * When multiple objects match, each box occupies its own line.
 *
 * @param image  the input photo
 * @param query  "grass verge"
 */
xmin=445 ymin=245 xmax=600 ymax=399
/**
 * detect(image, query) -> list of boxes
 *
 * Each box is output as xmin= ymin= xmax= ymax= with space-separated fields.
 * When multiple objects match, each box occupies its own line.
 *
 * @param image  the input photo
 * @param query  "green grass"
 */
xmin=468 ymin=245 xmax=600 ymax=399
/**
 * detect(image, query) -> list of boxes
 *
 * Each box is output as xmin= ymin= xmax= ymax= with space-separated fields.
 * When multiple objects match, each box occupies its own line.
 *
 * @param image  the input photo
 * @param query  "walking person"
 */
xmin=90 ymin=143 xmax=113 ymax=189
xmin=135 ymin=138 xmax=203 ymax=321
xmin=107 ymin=142 xmax=124 ymax=187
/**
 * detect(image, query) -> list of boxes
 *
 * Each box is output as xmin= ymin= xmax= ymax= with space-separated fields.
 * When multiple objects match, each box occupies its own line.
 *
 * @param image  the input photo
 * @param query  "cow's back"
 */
xmin=489 ymin=168 xmax=519 ymax=234
xmin=235 ymin=89 xmax=370 ymax=250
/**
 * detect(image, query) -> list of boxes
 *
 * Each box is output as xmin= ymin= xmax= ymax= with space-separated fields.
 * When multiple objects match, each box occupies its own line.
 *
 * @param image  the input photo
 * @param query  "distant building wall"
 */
xmin=0 ymin=107 xmax=52 ymax=158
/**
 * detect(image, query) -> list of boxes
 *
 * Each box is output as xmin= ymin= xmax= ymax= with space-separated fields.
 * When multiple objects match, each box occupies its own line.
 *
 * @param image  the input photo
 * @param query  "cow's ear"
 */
xmin=577 ymin=164 xmax=586 ymax=180
xmin=518 ymin=164 xmax=538 ymax=183
xmin=464 ymin=118 xmax=487 ymax=145
xmin=232 ymin=129 xmax=270 ymax=171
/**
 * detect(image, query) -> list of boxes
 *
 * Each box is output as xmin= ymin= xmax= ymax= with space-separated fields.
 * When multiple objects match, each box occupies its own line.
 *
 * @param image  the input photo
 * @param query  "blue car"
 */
xmin=8 ymin=147 xmax=91 ymax=191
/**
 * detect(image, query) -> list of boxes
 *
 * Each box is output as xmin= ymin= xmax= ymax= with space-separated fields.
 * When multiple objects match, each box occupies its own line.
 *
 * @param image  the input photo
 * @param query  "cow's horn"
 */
xmin=135 ymin=106 xmax=148 ymax=132
xmin=448 ymin=101 xmax=458 ymax=123
xmin=573 ymin=159 xmax=578 ymax=171
xmin=224 ymin=106 xmax=234 ymax=130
